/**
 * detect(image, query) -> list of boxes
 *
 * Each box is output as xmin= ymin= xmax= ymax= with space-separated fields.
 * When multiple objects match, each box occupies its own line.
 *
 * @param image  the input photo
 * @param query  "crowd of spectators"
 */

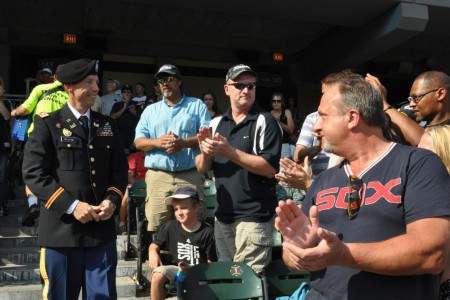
xmin=2 ymin=61 xmax=450 ymax=299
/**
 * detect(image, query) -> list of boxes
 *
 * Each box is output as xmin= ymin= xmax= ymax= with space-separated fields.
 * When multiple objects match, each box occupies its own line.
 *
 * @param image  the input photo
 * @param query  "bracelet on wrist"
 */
xmin=383 ymin=105 xmax=394 ymax=112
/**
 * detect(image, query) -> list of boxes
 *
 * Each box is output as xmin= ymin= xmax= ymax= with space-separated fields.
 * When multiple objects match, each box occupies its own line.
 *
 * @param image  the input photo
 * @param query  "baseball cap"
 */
xmin=121 ymin=84 xmax=133 ymax=92
xmin=154 ymin=64 xmax=181 ymax=79
xmin=39 ymin=68 xmax=53 ymax=75
xmin=165 ymin=186 xmax=200 ymax=205
xmin=225 ymin=64 xmax=256 ymax=82
xmin=56 ymin=59 xmax=98 ymax=84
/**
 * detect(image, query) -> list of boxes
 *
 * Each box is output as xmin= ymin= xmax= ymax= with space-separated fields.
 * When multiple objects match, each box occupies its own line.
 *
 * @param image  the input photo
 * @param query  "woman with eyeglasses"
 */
xmin=110 ymin=84 xmax=138 ymax=155
xmin=201 ymin=90 xmax=221 ymax=119
xmin=418 ymin=124 xmax=450 ymax=300
xmin=270 ymin=92 xmax=294 ymax=158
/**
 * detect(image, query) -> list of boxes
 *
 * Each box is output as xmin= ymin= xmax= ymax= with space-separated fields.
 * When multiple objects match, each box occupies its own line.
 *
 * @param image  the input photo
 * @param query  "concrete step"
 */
xmin=0 ymin=276 xmax=141 ymax=299
xmin=0 ymin=258 xmax=151 ymax=283
xmin=0 ymin=224 xmax=38 ymax=237
xmin=0 ymin=264 xmax=41 ymax=282
xmin=0 ymin=235 xmax=140 ymax=264
xmin=3 ymin=198 xmax=27 ymax=210
xmin=0 ymin=236 xmax=38 ymax=248
xmin=6 ymin=196 xmax=26 ymax=204
xmin=0 ymin=247 xmax=40 ymax=264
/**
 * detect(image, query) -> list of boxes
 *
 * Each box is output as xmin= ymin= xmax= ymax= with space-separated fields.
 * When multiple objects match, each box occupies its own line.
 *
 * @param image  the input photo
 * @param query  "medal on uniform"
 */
xmin=93 ymin=121 xmax=99 ymax=127
xmin=63 ymin=128 xmax=72 ymax=136
xmin=56 ymin=123 xmax=61 ymax=128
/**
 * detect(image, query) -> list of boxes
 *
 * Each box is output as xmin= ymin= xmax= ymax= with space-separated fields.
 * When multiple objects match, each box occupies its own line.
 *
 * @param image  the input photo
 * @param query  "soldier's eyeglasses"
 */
xmin=347 ymin=175 xmax=363 ymax=220
xmin=227 ymin=82 xmax=257 ymax=90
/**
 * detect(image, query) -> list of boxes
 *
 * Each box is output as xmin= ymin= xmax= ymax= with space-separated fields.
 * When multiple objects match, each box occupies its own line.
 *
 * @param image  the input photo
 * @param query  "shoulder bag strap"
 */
xmin=38 ymin=86 xmax=64 ymax=102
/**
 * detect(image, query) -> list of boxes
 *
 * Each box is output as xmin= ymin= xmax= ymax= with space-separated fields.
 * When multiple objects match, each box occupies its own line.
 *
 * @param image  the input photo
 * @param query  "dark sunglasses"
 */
xmin=227 ymin=82 xmax=257 ymax=90
xmin=347 ymin=175 xmax=363 ymax=220
xmin=122 ymin=90 xmax=132 ymax=94
xmin=156 ymin=76 xmax=176 ymax=85
xmin=272 ymin=99 xmax=282 ymax=103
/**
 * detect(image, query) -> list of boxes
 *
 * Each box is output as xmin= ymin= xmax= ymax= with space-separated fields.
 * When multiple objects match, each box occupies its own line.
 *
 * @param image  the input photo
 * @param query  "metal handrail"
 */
xmin=3 ymin=94 xmax=26 ymax=109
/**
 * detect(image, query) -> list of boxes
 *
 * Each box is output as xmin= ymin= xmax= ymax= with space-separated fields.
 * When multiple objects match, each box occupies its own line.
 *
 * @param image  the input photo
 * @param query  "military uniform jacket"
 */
xmin=23 ymin=104 xmax=128 ymax=247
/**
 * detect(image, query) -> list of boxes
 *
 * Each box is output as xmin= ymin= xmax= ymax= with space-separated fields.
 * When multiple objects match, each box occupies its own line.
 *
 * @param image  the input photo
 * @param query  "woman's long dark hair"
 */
xmin=202 ymin=90 xmax=221 ymax=115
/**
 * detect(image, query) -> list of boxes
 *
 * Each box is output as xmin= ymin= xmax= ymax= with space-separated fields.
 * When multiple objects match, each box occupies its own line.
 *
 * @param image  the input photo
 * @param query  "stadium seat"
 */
xmin=179 ymin=261 xmax=266 ymax=299
xmin=265 ymin=259 xmax=310 ymax=299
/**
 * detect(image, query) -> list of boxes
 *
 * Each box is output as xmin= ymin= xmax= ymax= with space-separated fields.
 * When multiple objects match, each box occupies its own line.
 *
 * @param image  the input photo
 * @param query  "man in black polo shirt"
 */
xmin=196 ymin=64 xmax=282 ymax=274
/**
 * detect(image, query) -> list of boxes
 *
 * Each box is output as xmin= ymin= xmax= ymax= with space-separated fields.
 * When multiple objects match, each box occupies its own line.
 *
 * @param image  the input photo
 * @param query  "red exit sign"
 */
xmin=63 ymin=34 xmax=77 ymax=44
xmin=272 ymin=52 xmax=284 ymax=62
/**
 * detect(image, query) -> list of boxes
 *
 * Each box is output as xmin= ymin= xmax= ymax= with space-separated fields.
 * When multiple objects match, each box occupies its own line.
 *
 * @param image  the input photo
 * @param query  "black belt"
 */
xmin=150 ymin=168 xmax=196 ymax=173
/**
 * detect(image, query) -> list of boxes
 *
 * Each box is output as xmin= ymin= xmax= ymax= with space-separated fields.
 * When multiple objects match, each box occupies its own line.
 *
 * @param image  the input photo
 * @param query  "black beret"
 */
xmin=56 ymin=59 xmax=98 ymax=84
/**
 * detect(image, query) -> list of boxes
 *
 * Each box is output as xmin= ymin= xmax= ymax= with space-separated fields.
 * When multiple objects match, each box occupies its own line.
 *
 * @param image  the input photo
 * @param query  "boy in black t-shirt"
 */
xmin=148 ymin=186 xmax=217 ymax=300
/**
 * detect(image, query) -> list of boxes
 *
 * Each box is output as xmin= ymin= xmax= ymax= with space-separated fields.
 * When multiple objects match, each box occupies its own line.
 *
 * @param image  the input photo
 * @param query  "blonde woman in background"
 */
xmin=418 ymin=124 xmax=450 ymax=300
xmin=101 ymin=78 xmax=122 ymax=116
xmin=418 ymin=124 xmax=450 ymax=173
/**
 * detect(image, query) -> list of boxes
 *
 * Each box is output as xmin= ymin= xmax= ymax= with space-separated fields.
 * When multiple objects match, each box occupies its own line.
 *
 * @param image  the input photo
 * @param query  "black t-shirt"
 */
xmin=110 ymin=101 xmax=138 ymax=131
xmin=279 ymin=109 xmax=290 ymax=144
xmin=153 ymin=220 xmax=217 ymax=265
xmin=210 ymin=104 xmax=282 ymax=223
xmin=302 ymin=143 xmax=450 ymax=299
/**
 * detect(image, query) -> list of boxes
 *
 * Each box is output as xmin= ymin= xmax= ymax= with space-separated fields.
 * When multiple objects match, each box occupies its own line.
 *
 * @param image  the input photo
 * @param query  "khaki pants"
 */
xmin=214 ymin=217 xmax=274 ymax=274
xmin=145 ymin=169 xmax=204 ymax=232
xmin=151 ymin=265 xmax=178 ymax=284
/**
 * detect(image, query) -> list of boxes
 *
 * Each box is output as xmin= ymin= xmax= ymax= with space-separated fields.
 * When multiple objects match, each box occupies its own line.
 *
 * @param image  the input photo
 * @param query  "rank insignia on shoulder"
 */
xmin=63 ymin=128 xmax=72 ymax=137
xmin=38 ymin=112 xmax=50 ymax=118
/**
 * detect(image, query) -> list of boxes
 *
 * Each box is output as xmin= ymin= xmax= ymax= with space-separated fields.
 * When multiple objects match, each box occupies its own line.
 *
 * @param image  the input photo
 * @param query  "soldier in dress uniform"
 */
xmin=22 ymin=58 xmax=128 ymax=300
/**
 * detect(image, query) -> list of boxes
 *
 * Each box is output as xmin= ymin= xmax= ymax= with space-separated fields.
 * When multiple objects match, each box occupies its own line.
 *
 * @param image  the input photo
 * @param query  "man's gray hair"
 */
xmin=332 ymin=69 xmax=385 ymax=127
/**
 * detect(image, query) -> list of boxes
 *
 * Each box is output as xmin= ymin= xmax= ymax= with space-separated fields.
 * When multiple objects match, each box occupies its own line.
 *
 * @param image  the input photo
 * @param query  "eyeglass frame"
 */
xmin=407 ymin=88 xmax=440 ymax=104
xmin=347 ymin=175 xmax=363 ymax=220
xmin=155 ymin=75 xmax=176 ymax=85
xmin=272 ymin=99 xmax=282 ymax=103
xmin=226 ymin=82 xmax=257 ymax=90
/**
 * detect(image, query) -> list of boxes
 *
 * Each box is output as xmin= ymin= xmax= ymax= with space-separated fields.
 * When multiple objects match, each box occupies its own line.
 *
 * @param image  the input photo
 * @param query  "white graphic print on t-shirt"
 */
xmin=177 ymin=242 xmax=200 ymax=265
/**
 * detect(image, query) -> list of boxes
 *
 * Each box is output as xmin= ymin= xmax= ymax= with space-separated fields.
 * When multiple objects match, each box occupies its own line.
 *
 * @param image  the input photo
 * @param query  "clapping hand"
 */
xmin=275 ymin=200 xmax=320 ymax=249
xmin=166 ymin=132 xmax=185 ymax=154
xmin=275 ymin=156 xmax=312 ymax=190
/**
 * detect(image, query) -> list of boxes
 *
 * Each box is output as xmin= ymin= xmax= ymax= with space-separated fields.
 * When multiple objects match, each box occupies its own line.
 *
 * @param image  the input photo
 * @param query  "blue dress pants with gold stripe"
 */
xmin=39 ymin=240 xmax=117 ymax=300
